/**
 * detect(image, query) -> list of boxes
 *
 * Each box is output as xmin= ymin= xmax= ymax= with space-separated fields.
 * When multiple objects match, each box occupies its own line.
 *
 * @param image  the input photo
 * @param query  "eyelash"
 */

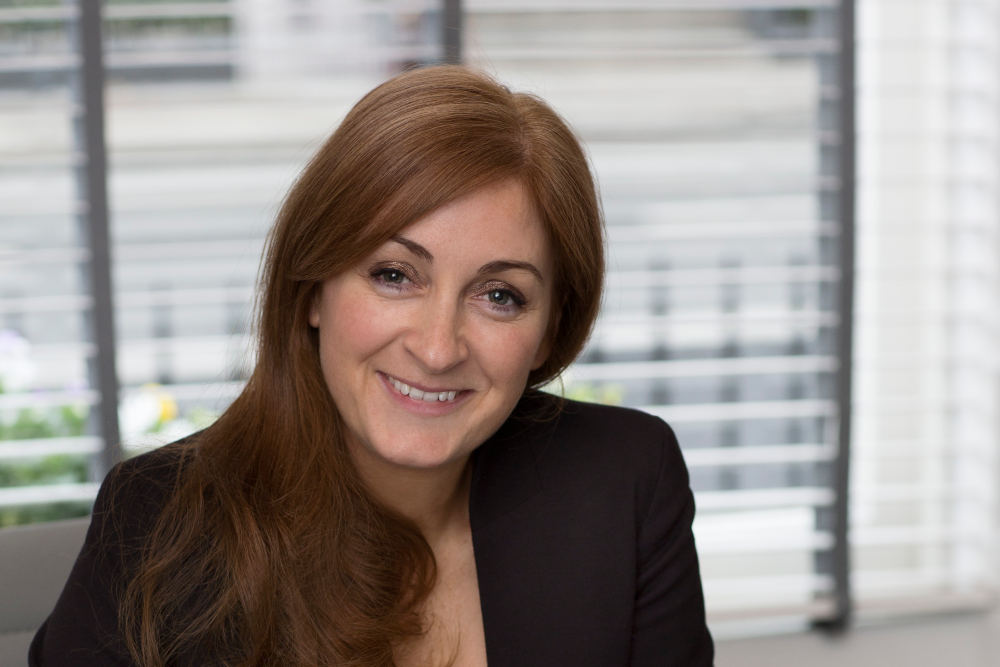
xmin=478 ymin=281 xmax=526 ymax=313
xmin=368 ymin=265 xmax=527 ymax=314
xmin=370 ymin=264 xmax=413 ymax=292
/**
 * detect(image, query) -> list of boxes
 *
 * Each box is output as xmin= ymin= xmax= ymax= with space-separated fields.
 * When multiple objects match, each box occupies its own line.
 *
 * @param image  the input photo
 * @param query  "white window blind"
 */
xmin=102 ymin=0 xmax=439 ymax=454
xmin=465 ymin=0 xmax=850 ymax=633
xmin=0 ymin=0 xmax=441 ymax=515
xmin=853 ymin=0 xmax=999 ymax=614
xmin=0 ymin=1 xmax=100 ymax=524
xmin=0 ymin=0 xmax=880 ymax=635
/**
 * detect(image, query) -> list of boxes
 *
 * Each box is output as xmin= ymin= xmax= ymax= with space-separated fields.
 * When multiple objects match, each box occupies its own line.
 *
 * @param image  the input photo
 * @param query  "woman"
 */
xmin=30 ymin=66 xmax=713 ymax=667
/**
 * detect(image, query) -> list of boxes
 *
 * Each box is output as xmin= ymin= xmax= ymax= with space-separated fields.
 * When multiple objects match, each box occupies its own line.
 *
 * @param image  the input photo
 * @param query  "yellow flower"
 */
xmin=141 ymin=383 xmax=179 ymax=425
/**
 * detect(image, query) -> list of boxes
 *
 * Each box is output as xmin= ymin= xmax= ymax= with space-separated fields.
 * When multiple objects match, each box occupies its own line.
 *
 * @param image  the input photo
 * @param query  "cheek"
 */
xmin=318 ymin=290 xmax=400 ymax=375
xmin=470 ymin=318 xmax=547 ymax=388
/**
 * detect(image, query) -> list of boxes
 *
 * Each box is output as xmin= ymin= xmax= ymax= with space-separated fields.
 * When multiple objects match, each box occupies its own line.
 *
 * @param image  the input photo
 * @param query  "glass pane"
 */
xmin=466 ymin=1 xmax=845 ymax=628
xmin=851 ymin=0 xmax=997 ymax=613
xmin=0 ymin=0 xmax=98 ymax=526
xmin=3 ymin=0 xmax=860 ymax=630
xmin=102 ymin=0 xmax=440 ymax=454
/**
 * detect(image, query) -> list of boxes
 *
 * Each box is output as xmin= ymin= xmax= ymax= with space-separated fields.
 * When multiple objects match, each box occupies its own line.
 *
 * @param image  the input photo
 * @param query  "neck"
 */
xmin=347 ymin=439 xmax=473 ymax=541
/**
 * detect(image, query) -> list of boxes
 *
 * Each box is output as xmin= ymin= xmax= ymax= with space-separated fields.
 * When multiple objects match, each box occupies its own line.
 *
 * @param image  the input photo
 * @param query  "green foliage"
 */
xmin=0 ymin=502 xmax=91 ymax=528
xmin=0 ymin=404 xmax=87 ymax=441
xmin=104 ymin=16 xmax=232 ymax=35
xmin=0 ymin=405 xmax=92 ymax=526
xmin=0 ymin=455 xmax=89 ymax=488
xmin=782 ymin=9 xmax=813 ymax=26
xmin=0 ymin=0 xmax=62 ymax=8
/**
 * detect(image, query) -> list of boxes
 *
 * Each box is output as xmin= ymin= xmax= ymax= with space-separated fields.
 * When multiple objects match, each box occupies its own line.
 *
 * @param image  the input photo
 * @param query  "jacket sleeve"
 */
xmin=630 ymin=421 xmax=714 ymax=666
xmin=28 ymin=450 xmax=177 ymax=667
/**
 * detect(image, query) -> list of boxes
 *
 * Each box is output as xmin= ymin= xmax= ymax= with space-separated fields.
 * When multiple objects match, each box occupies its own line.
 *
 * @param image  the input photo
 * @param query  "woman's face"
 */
xmin=310 ymin=179 xmax=555 ymax=470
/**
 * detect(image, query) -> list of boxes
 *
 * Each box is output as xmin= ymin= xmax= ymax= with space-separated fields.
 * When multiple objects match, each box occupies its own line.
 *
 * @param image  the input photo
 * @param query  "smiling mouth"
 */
xmin=385 ymin=374 xmax=460 ymax=402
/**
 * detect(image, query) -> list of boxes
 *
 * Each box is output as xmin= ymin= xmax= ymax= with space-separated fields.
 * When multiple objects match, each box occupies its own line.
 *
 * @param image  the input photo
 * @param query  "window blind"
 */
xmin=0 ymin=0 xmax=441 ymax=515
xmin=852 ymin=0 xmax=998 ymax=615
xmin=465 ymin=0 xmax=850 ymax=633
xmin=0 ymin=0 xmax=100 ymax=524
xmin=0 ymin=0 xmax=868 ymax=633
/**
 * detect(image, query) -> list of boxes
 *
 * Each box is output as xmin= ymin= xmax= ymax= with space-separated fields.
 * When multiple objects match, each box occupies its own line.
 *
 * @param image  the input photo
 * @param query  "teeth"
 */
xmin=387 ymin=375 xmax=459 ymax=402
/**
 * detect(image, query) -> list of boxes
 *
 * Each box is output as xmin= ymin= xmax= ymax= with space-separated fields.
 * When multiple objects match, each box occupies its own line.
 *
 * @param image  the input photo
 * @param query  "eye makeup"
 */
xmin=366 ymin=259 xmax=531 ymax=316
xmin=473 ymin=280 xmax=527 ymax=313
xmin=368 ymin=262 xmax=418 ymax=292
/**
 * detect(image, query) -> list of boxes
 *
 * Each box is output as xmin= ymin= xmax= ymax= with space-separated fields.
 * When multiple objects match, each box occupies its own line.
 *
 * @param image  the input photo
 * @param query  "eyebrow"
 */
xmin=391 ymin=235 xmax=544 ymax=283
xmin=391 ymin=236 xmax=433 ymax=261
xmin=478 ymin=260 xmax=544 ymax=284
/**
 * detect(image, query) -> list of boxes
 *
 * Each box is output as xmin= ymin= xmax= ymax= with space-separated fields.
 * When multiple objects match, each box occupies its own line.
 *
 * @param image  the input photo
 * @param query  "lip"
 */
xmin=377 ymin=372 xmax=470 ymax=416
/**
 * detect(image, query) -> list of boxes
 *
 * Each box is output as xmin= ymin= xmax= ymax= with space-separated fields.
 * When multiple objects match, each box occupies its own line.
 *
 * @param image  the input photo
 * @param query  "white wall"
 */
xmin=716 ymin=610 xmax=1000 ymax=667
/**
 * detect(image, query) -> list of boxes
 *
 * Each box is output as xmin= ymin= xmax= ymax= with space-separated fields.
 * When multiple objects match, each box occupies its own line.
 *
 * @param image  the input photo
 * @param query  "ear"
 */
xmin=531 ymin=304 xmax=561 ymax=370
xmin=308 ymin=283 xmax=323 ymax=328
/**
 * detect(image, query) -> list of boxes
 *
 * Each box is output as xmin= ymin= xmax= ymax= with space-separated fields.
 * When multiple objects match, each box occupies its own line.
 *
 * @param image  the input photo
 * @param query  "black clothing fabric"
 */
xmin=30 ymin=393 xmax=714 ymax=666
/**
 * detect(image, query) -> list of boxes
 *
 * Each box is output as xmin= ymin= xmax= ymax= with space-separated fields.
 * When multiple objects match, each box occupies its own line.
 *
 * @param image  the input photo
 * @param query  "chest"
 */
xmin=395 ymin=528 xmax=487 ymax=667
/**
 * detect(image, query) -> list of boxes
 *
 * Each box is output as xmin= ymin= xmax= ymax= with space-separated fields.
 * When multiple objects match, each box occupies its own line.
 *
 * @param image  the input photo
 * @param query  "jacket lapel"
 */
xmin=469 ymin=392 xmax=562 ymax=667
xmin=469 ymin=422 xmax=543 ymax=531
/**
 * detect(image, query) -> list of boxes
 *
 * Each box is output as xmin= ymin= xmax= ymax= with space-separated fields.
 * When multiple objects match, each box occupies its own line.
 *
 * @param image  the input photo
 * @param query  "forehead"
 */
xmin=395 ymin=180 xmax=551 ymax=272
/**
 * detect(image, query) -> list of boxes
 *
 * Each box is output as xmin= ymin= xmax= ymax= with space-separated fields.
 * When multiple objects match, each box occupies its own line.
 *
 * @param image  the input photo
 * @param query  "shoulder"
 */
xmin=108 ymin=442 xmax=189 ymax=490
xmin=88 ymin=440 xmax=195 ymax=561
xmin=545 ymin=393 xmax=672 ymax=449
xmin=506 ymin=389 xmax=671 ymax=441
xmin=470 ymin=392 xmax=704 ymax=664
xmin=97 ymin=442 xmax=190 ymax=520
xmin=505 ymin=390 xmax=682 ymax=481
xmin=29 ymin=442 xmax=196 ymax=667
xmin=479 ymin=391 xmax=687 ymax=521
xmin=63 ymin=442 xmax=195 ymax=621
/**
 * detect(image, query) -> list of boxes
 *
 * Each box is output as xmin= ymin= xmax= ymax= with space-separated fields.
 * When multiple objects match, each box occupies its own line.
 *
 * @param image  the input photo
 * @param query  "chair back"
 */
xmin=0 ymin=518 xmax=90 ymax=667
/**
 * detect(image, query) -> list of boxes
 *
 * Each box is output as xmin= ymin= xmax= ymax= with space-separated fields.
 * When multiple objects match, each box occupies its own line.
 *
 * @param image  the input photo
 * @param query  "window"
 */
xmin=465 ymin=0 xmax=853 ymax=633
xmin=11 ymin=0 xmax=989 ymax=637
xmin=0 ymin=0 xmax=441 ymax=518
xmin=852 ymin=0 xmax=998 ymax=616
xmin=0 ymin=0 xmax=102 ymax=524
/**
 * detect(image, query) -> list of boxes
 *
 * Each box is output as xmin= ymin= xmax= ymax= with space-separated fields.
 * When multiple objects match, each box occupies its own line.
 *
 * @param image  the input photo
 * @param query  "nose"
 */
xmin=402 ymin=296 xmax=468 ymax=374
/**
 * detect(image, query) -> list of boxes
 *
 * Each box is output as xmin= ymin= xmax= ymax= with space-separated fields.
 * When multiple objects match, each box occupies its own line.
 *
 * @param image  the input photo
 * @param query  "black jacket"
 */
xmin=30 ymin=393 xmax=714 ymax=666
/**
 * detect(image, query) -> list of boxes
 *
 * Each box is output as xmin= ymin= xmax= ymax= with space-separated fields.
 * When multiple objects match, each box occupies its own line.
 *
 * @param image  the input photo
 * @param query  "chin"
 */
xmin=373 ymin=438 xmax=463 ymax=470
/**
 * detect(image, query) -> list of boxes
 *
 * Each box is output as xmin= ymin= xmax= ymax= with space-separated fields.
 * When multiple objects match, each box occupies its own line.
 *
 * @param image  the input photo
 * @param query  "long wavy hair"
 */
xmin=121 ymin=66 xmax=605 ymax=667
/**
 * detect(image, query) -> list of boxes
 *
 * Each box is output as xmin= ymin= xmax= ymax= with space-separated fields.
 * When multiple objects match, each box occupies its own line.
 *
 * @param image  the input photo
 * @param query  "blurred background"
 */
xmin=1 ymin=0 xmax=999 ymax=665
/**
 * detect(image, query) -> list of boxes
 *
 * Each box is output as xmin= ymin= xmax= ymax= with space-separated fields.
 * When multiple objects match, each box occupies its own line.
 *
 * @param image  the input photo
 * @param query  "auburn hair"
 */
xmin=121 ymin=65 xmax=605 ymax=666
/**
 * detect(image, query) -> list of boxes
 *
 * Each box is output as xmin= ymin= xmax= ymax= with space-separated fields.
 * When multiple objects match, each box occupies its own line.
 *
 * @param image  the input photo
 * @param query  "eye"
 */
xmin=378 ymin=268 xmax=408 ymax=285
xmin=477 ymin=282 xmax=526 ymax=313
xmin=370 ymin=265 xmax=414 ymax=289
xmin=368 ymin=264 xmax=416 ymax=293
xmin=487 ymin=289 xmax=515 ymax=306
